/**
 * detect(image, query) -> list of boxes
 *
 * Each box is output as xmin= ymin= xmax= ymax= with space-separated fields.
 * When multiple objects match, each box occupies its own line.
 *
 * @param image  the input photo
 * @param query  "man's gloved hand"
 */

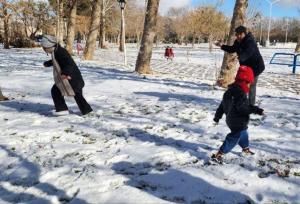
xmin=214 ymin=41 xmax=223 ymax=47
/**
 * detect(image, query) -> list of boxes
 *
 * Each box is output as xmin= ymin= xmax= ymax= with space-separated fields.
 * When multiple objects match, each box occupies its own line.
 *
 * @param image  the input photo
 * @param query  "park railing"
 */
xmin=270 ymin=53 xmax=300 ymax=74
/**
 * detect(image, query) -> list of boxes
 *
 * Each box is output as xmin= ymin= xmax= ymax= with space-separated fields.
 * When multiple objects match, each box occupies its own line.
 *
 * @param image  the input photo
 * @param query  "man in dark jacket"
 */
xmin=211 ymin=66 xmax=264 ymax=164
xmin=41 ymin=35 xmax=92 ymax=116
xmin=216 ymin=26 xmax=265 ymax=105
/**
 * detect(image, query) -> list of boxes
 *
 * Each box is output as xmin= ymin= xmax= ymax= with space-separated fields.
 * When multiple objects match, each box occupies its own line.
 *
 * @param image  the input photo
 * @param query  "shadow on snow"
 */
xmin=0 ymin=145 xmax=88 ymax=203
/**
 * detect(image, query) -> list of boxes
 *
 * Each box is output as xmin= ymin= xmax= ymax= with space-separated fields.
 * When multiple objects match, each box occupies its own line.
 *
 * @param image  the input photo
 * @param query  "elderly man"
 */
xmin=216 ymin=26 xmax=265 ymax=105
xmin=41 ymin=35 xmax=92 ymax=116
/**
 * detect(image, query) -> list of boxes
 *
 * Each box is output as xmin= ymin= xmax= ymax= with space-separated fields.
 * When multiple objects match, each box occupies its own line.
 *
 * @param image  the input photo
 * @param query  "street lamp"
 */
xmin=118 ymin=0 xmax=126 ymax=9
xmin=118 ymin=0 xmax=127 ymax=66
xmin=264 ymin=0 xmax=281 ymax=47
xmin=285 ymin=18 xmax=289 ymax=45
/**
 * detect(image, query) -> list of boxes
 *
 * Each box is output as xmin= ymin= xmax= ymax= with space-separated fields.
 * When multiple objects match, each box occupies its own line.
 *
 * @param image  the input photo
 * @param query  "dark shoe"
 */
xmin=242 ymin=147 xmax=255 ymax=155
xmin=0 ymin=96 xmax=9 ymax=101
xmin=82 ymin=109 xmax=93 ymax=116
xmin=211 ymin=151 xmax=224 ymax=164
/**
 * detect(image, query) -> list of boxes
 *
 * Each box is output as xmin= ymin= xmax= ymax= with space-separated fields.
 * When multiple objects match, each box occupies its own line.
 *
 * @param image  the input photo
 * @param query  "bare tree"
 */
xmin=296 ymin=37 xmax=300 ymax=53
xmin=66 ymin=0 xmax=77 ymax=54
xmin=0 ymin=0 xmax=12 ymax=49
xmin=120 ymin=0 xmax=144 ymax=46
xmin=191 ymin=6 xmax=228 ymax=50
xmin=55 ymin=0 xmax=64 ymax=44
xmin=296 ymin=28 xmax=300 ymax=53
xmin=297 ymin=8 xmax=300 ymax=53
xmin=217 ymin=0 xmax=248 ymax=87
xmin=83 ymin=0 xmax=101 ymax=60
xmin=99 ymin=0 xmax=114 ymax=49
xmin=135 ymin=0 xmax=160 ymax=74
xmin=16 ymin=1 xmax=49 ymax=39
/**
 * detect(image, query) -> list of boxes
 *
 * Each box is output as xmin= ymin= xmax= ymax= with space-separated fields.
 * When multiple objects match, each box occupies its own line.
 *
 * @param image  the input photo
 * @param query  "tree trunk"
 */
xmin=99 ymin=0 xmax=107 ymax=49
xmin=192 ymin=32 xmax=196 ymax=48
xmin=116 ymin=32 xmax=120 ymax=45
xmin=208 ymin=34 xmax=213 ymax=53
xmin=3 ymin=3 xmax=10 ymax=49
xmin=83 ymin=0 xmax=101 ymax=60
xmin=66 ymin=0 xmax=77 ymax=55
xmin=217 ymin=0 xmax=248 ymax=87
xmin=56 ymin=0 xmax=64 ymax=45
xmin=136 ymin=33 xmax=140 ymax=48
xmin=135 ymin=0 xmax=160 ymax=74
xmin=0 ymin=88 xmax=4 ymax=98
xmin=0 ymin=87 xmax=8 ymax=100
xmin=295 ymin=30 xmax=300 ymax=53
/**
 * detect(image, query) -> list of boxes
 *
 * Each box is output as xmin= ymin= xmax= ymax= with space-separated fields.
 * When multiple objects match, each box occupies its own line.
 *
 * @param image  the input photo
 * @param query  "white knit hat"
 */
xmin=41 ymin=35 xmax=57 ymax=48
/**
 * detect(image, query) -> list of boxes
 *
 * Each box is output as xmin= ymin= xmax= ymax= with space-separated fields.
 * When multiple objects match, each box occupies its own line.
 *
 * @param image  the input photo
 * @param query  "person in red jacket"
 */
xmin=211 ymin=65 xmax=264 ymax=164
xmin=164 ymin=46 xmax=174 ymax=60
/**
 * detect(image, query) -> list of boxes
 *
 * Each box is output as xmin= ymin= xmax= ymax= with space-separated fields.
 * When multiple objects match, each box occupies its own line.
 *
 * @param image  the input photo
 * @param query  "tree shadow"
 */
xmin=135 ymin=91 xmax=219 ymax=105
xmin=112 ymin=161 xmax=255 ymax=203
xmin=127 ymin=128 xmax=213 ymax=160
xmin=0 ymin=100 xmax=53 ymax=116
xmin=80 ymin=65 xmax=213 ymax=91
xmin=0 ymin=145 xmax=88 ymax=203
xmin=260 ymin=95 xmax=300 ymax=102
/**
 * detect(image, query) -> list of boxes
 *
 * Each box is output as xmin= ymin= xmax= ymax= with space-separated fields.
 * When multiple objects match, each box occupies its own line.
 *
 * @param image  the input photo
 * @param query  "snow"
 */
xmin=0 ymin=44 xmax=299 ymax=204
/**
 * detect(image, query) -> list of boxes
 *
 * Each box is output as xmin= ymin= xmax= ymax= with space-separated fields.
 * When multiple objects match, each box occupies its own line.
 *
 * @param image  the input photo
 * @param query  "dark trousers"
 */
xmin=51 ymin=85 xmax=92 ymax=115
xmin=249 ymin=76 xmax=258 ymax=105
xmin=219 ymin=130 xmax=249 ymax=154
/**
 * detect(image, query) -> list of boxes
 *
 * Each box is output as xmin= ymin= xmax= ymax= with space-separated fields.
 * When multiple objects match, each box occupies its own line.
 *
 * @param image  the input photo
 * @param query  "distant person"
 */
xmin=215 ymin=26 xmax=265 ymax=105
xmin=211 ymin=66 xmax=264 ymax=164
xmin=164 ymin=46 xmax=174 ymax=61
xmin=76 ymin=38 xmax=83 ymax=56
xmin=41 ymin=35 xmax=92 ymax=116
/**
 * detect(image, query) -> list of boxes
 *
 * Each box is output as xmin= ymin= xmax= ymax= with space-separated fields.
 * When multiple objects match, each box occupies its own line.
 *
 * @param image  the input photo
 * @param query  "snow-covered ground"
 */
xmin=0 ymin=44 xmax=299 ymax=204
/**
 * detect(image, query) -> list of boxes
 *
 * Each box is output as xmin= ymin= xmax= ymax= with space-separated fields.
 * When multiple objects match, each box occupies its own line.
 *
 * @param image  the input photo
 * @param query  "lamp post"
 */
xmin=118 ymin=0 xmax=127 ymax=66
xmin=264 ymin=0 xmax=280 ymax=47
xmin=285 ymin=18 xmax=289 ymax=45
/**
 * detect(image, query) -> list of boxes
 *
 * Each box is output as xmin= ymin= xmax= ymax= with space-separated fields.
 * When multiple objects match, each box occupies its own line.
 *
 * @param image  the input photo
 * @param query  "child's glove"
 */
xmin=251 ymin=105 xmax=264 ymax=115
xmin=213 ymin=118 xmax=219 ymax=123
xmin=255 ymin=108 xmax=264 ymax=115
xmin=257 ymin=108 xmax=264 ymax=115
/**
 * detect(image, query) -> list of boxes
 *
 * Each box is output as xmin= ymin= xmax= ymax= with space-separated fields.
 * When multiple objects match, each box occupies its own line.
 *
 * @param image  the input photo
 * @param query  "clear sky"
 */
xmin=159 ymin=0 xmax=299 ymax=18
xmin=190 ymin=0 xmax=300 ymax=18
